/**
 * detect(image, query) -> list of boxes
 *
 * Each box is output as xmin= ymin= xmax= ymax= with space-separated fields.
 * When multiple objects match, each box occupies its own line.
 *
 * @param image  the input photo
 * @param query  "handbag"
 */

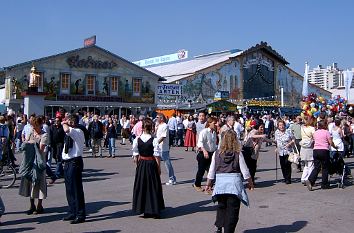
xmin=288 ymin=145 xmax=300 ymax=164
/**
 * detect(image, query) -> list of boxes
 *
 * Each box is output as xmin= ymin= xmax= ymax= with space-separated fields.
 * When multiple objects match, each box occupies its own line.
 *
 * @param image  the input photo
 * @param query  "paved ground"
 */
xmin=1 ymin=143 xmax=354 ymax=233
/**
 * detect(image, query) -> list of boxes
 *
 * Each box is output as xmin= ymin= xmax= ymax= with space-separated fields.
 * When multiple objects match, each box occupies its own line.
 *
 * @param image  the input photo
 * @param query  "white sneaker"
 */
xmin=89 ymin=149 xmax=92 ymax=152
xmin=165 ymin=180 xmax=176 ymax=185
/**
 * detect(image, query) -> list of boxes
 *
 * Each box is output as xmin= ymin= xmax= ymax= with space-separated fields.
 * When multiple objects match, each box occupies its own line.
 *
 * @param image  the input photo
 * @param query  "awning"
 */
xmin=206 ymin=100 xmax=238 ymax=112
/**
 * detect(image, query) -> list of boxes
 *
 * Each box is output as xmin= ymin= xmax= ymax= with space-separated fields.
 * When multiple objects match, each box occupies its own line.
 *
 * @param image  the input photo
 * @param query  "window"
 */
xmin=132 ymin=78 xmax=141 ymax=96
xmin=36 ymin=71 xmax=44 ymax=92
xmin=60 ymin=73 xmax=70 ymax=94
xmin=86 ymin=75 xmax=95 ymax=95
xmin=111 ymin=76 xmax=119 ymax=96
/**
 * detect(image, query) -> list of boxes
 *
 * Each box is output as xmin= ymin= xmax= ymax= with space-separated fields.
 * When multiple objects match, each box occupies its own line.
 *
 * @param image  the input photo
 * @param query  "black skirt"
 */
xmin=132 ymin=159 xmax=165 ymax=215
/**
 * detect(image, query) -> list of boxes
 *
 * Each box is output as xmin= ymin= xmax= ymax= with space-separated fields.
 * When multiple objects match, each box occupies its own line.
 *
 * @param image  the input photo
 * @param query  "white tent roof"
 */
xmin=147 ymin=50 xmax=243 ymax=83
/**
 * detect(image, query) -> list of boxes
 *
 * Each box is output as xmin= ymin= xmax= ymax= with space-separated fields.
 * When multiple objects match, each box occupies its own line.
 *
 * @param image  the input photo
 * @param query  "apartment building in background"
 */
xmin=308 ymin=63 xmax=354 ymax=91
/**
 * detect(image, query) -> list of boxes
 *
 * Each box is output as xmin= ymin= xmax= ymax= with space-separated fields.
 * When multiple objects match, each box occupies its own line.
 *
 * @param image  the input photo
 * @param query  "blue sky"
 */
xmin=0 ymin=0 xmax=353 ymax=74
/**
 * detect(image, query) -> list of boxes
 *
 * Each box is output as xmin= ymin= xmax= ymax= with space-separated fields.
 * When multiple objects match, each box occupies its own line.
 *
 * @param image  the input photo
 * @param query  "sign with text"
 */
xmin=66 ymin=55 xmax=117 ymax=69
xmin=157 ymin=84 xmax=182 ymax=96
xmin=214 ymin=91 xmax=230 ymax=100
xmin=134 ymin=50 xmax=188 ymax=67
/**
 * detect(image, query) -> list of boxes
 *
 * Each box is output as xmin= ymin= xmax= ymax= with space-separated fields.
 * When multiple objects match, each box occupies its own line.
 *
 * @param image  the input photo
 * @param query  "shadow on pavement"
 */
xmin=162 ymin=199 xmax=214 ymax=219
xmin=80 ymin=169 xmax=119 ymax=183
xmin=345 ymin=161 xmax=354 ymax=168
xmin=243 ymin=220 xmax=308 ymax=233
xmin=169 ymin=157 xmax=184 ymax=161
xmin=176 ymin=179 xmax=195 ymax=185
xmin=254 ymin=179 xmax=276 ymax=188
xmin=83 ymin=169 xmax=119 ymax=177
xmin=83 ymin=177 xmax=111 ymax=183
xmin=85 ymin=209 xmax=134 ymax=222
xmin=257 ymin=168 xmax=277 ymax=172
xmin=3 ymin=201 xmax=130 ymax=226
xmin=83 ymin=230 xmax=121 ymax=233
xmin=1 ymin=227 xmax=36 ymax=232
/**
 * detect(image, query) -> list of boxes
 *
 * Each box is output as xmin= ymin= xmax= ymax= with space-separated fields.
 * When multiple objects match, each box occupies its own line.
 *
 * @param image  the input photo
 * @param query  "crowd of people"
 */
xmin=0 ymin=109 xmax=353 ymax=232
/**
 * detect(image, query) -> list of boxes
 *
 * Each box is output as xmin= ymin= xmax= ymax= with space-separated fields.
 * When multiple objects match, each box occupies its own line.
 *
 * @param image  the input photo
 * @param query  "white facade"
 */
xmin=0 ymin=46 xmax=162 ymax=117
xmin=308 ymin=63 xmax=353 ymax=90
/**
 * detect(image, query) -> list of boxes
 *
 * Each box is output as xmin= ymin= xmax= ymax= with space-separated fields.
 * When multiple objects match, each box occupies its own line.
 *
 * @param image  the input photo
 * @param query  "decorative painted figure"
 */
xmin=48 ymin=77 xmax=56 ymax=94
xmin=29 ymin=65 xmax=40 ymax=88
xmin=75 ymin=79 xmax=81 ymax=94
xmin=103 ymin=78 xmax=109 ymax=95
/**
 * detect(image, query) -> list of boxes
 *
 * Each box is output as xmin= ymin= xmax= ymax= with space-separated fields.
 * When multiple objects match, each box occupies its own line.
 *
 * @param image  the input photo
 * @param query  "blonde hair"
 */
xmin=304 ymin=116 xmax=315 ymax=127
xmin=219 ymin=130 xmax=241 ymax=154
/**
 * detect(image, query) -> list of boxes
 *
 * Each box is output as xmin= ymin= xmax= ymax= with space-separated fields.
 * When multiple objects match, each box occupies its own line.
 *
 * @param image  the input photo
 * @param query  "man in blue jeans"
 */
xmin=156 ymin=113 xmax=176 ymax=185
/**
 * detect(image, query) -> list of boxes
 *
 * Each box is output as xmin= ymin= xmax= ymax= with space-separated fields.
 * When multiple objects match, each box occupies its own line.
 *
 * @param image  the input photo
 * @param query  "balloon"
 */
xmin=307 ymin=110 xmax=313 ymax=116
xmin=301 ymin=112 xmax=305 ymax=118
xmin=311 ymin=107 xmax=317 ymax=113
xmin=310 ymin=102 xmax=316 ymax=108
xmin=314 ymin=111 xmax=320 ymax=118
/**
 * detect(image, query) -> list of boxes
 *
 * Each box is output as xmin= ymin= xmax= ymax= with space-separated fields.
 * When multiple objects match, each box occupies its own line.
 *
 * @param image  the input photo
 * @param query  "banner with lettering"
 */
xmin=157 ymin=84 xmax=182 ymax=96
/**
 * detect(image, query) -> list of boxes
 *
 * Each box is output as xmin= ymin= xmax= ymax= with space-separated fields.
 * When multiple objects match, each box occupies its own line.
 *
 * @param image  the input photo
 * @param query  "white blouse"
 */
xmin=120 ymin=119 xmax=130 ymax=129
xmin=132 ymin=133 xmax=161 ymax=157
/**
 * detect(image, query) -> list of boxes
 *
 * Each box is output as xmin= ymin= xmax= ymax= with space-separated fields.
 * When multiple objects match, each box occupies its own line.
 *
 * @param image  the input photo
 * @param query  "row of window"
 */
xmin=34 ymin=72 xmax=142 ymax=96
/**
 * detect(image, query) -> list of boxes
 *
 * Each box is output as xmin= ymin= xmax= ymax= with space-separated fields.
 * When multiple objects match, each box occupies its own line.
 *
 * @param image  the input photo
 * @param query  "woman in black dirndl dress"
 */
xmin=132 ymin=118 xmax=165 ymax=218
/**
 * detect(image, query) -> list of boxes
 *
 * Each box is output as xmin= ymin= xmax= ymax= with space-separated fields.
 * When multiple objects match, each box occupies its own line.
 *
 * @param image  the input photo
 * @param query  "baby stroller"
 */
xmin=329 ymin=151 xmax=351 ymax=188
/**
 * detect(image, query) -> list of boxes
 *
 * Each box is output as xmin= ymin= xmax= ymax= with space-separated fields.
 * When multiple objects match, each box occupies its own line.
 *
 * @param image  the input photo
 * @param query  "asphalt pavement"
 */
xmin=1 ymin=143 xmax=353 ymax=233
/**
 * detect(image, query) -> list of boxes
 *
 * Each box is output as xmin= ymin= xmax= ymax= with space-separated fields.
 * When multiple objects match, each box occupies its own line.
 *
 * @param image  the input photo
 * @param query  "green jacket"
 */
xmin=19 ymin=143 xmax=46 ymax=183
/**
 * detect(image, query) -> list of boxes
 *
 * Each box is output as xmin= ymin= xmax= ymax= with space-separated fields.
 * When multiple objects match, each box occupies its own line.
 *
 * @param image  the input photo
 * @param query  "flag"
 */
xmin=302 ymin=62 xmax=309 ymax=97
xmin=343 ymin=70 xmax=354 ymax=101
xmin=84 ymin=36 xmax=96 ymax=47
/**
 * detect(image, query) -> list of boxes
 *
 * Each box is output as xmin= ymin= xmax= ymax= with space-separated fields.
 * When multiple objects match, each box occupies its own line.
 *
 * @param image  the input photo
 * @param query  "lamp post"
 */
xmin=280 ymin=87 xmax=284 ymax=107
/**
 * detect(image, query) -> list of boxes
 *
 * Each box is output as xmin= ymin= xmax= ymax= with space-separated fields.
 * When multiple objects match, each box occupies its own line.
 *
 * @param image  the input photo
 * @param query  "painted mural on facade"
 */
xmin=277 ymin=65 xmax=331 ymax=107
xmin=176 ymin=60 xmax=241 ymax=103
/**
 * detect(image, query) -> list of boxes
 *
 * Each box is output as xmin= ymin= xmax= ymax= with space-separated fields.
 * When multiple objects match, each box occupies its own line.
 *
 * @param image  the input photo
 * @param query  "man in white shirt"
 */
xmin=167 ymin=114 xmax=178 ymax=147
xmin=234 ymin=115 xmax=244 ymax=140
xmin=61 ymin=115 xmax=86 ymax=224
xmin=176 ymin=113 xmax=184 ymax=147
xmin=193 ymin=116 xmax=218 ymax=192
xmin=156 ymin=113 xmax=176 ymax=185
xmin=195 ymin=112 xmax=207 ymax=143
